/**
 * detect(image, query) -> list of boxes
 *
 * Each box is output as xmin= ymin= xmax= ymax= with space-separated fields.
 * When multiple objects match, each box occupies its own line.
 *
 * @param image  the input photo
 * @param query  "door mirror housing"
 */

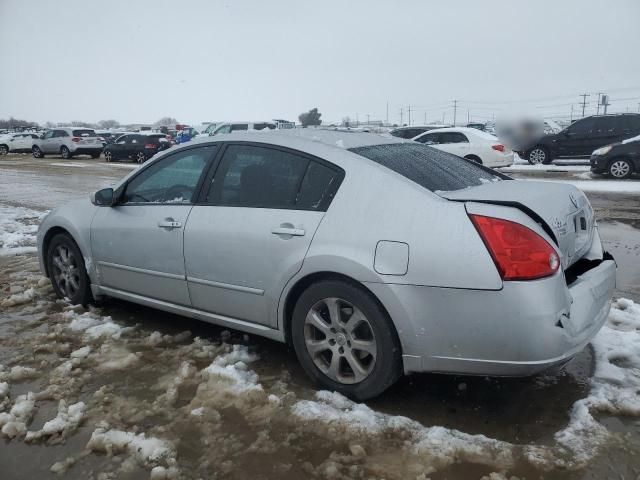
xmin=92 ymin=187 xmax=115 ymax=206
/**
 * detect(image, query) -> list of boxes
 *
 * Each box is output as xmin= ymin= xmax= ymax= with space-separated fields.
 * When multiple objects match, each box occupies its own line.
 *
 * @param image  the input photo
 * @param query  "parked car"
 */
xmin=32 ymin=128 xmax=103 ymax=159
xmin=413 ymin=127 xmax=514 ymax=168
xmin=0 ymin=132 xmax=40 ymax=154
xmin=519 ymin=113 xmax=640 ymax=164
xmin=466 ymin=123 xmax=486 ymax=131
xmin=103 ymin=133 xmax=171 ymax=163
xmin=37 ymin=131 xmax=615 ymax=400
xmin=590 ymin=134 xmax=640 ymax=179
xmin=210 ymin=122 xmax=278 ymax=135
xmin=175 ymin=127 xmax=200 ymax=144
xmin=95 ymin=131 xmax=123 ymax=146
xmin=389 ymin=124 xmax=450 ymax=139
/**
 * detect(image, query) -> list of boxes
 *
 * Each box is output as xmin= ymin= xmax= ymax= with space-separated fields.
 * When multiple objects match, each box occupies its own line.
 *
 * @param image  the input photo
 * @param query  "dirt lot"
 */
xmin=1 ymin=153 xmax=639 ymax=480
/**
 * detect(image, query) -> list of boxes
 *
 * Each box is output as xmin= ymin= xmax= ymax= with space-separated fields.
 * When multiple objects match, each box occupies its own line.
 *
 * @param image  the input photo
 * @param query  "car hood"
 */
xmin=441 ymin=180 xmax=595 ymax=269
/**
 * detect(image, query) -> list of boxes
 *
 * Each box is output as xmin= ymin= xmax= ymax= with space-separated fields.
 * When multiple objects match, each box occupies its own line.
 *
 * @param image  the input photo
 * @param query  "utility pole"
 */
xmin=356 ymin=113 xmax=359 ymax=126
xmin=602 ymin=94 xmax=610 ymax=114
xmin=453 ymin=100 xmax=458 ymax=126
xmin=366 ymin=114 xmax=370 ymax=125
xmin=424 ymin=112 xmax=427 ymax=124
xmin=407 ymin=105 xmax=412 ymax=126
xmin=637 ymin=102 xmax=640 ymax=113
xmin=579 ymin=93 xmax=589 ymax=117
xmin=570 ymin=104 xmax=574 ymax=122
xmin=399 ymin=107 xmax=403 ymax=126
xmin=467 ymin=109 xmax=470 ymax=124
xmin=596 ymin=92 xmax=603 ymax=115
xmin=386 ymin=102 xmax=389 ymax=125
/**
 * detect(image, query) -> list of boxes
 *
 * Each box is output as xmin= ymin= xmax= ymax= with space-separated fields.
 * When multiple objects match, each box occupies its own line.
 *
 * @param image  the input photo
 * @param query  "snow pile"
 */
xmin=0 ymin=392 xmax=36 ymax=438
xmin=0 ymin=206 xmax=47 ymax=255
xmin=25 ymin=400 xmax=85 ymax=442
xmin=64 ymin=310 xmax=126 ymax=340
xmin=203 ymin=344 xmax=262 ymax=394
xmin=1 ymin=287 xmax=36 ymax=307
xmin=87 ymin=423 xmax=176 ymax=468
xmin=7 ymin=365 xmax=38 ymax=381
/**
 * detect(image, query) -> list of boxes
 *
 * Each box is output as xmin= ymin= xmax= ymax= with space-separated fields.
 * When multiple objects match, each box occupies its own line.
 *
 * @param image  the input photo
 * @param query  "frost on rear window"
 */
xmin=350 ymin=143 xmax=504 ymax=192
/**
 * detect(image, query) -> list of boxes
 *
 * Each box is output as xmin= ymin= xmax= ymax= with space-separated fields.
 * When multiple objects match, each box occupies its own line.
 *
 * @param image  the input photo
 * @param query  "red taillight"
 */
xmin=144 ymin=143 xmax=156 ymax=149
xmin=71 ymin=137 xmax=81 ymax=143
xmin=491 ymin=144 xmax=505 ymax=152
xmin=469 ymin=214 xmax=560 ymax=281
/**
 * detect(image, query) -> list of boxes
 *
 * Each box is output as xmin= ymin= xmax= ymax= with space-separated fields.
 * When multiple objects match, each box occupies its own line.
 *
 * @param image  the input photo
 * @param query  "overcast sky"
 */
xmin=1 ymin=0 xmax=639 ymax=126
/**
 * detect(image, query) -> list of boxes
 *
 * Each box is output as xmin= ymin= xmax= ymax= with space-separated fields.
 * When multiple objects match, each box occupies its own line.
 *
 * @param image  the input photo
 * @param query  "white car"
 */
xmin=210 ymin=122 xmax=277 ymax=135
xmin=0 ymin=132 xmax=41 ymax=155
xmin=413 ymin=127 xmax=514 ymax=168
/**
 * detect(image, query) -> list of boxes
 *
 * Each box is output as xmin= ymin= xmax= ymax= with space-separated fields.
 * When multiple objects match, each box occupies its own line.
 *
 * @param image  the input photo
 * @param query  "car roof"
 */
xmin=392 ymin=124 xmax=448 ymax=130
xmin=414 ymin=126 xmax=499 ymax=140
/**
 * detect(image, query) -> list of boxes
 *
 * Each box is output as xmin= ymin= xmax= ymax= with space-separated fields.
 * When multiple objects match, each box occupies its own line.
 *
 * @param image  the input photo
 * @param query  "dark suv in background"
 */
xmin=103 ymin=133 xmax=171 ymax=163
xmin=521 ymin=113 xmax=640 ymax=164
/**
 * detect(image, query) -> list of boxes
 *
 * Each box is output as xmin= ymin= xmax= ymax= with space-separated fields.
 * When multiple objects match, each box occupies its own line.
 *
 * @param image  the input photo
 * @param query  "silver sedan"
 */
xmin=37 ymin=130 xmax=616 ymax=400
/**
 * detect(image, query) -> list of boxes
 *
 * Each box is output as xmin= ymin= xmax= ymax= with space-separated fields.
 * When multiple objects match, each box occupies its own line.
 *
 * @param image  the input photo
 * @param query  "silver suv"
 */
xmin=32 ymin=128 xmax=103 ymax=159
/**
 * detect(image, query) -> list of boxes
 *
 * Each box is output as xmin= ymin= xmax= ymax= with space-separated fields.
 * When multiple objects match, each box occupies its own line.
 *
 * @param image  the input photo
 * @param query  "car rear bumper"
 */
xmin=69 ymin=144 xmax=103 ymax=153
xmin=366 ymin=256 xmax=616 ymax=376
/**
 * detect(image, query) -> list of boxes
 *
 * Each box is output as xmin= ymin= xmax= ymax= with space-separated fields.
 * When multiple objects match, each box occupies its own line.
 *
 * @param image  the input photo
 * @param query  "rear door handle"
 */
xmin=158 ymin=218 xmax=182 ymax=229
xmin=271 ymin=226 xmax=305 ymax=236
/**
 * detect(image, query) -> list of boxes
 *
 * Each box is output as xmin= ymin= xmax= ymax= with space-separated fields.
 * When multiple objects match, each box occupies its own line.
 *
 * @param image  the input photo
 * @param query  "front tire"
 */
xmin=104 ymin=150 xmax=113 ymax=162
xmin=46 ymin=234 xmax=92 ymax=306
xmin=60 ymin=146 xmax=71 ymax=159
xmin=291 ymin=279 xmax=402 ymax=401
xmin=32 ymin=146 xmax=44 ymax=158
xmin=527 ymin=146 xmax=550 ymax=165
xmin=0 ymin=145 xmax=8 ymax=155
xmin=608 ymin=158 xmax=633 ymax=179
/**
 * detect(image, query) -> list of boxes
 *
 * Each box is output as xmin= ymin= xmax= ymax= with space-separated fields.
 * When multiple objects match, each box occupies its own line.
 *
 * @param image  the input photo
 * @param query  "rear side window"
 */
xmin=72 ymin=129 xmax=96 ymax=137
xmin=253 ymin=123 xmax=275 ymax=131
xmin=206 ymin=145 xmax=308 ymax=208
xmin=53 ymin=130 xmax=68 ymax=138
xmin=350 ymin=143 xmax=505 ymax=193
xmin=296 ymin=162 xmax=341 ymax=210
xmin=230 ymin=124 xmax=249 ymax=132
xmin=439 ymin=132 xmax=468 ymax=144
xmin=415 ymin=132 xmax=439 ymax=144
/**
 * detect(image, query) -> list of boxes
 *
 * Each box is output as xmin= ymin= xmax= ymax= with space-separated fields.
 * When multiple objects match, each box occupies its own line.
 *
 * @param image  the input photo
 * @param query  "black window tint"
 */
xmin=207 ymin=145 xmax=309 ymax=208
xmin=350 ymin=143 xmax=505 ymax=193
xmin=123 ymin=146 xmax=214 ymax=204
xmin=53 ymin=130 xmax=67 ymax=138
xmin=296 ymin=162 xmax=340 ymax=210
xmin=253 ymin=123 xmax=267 ymax=130
xmin=439 ymin=132 xmax=468 ymax=144
xmin=72 ymin=129 xmax=96 ymax=137
xmin=568 ymin=117 xmax=595 ymax=134
xmin=231 ymin=124 xmax=249 ymax=132
xmin=415 ymin=133 xmax=438 ymax=144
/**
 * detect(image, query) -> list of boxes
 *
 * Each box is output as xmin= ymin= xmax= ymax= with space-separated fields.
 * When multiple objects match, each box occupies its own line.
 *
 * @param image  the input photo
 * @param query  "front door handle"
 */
xmin=271 ymin=226 xmax=305 ymax=237
xmin=158 ymin=218 xmax=182 ymax=229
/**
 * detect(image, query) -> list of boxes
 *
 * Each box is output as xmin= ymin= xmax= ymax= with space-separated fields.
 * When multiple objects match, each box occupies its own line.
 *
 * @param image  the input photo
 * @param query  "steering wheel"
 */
xmin=163 ymin=184 xmax=194 ymax=203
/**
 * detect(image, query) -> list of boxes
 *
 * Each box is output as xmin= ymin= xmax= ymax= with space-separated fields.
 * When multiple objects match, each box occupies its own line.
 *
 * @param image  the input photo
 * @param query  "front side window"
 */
xmin=53 ymin=130 xmax=68 ymax=138
xmin=123 ymin=146 xmax=215 ymax=204
xmin=115 ymin=135 xmax=128 ymax=144
xmin=567 ymin=117 xmax=595 ymax=134
xmin=43 ymin=131 xmax=54 ymax=139
xmin=214 ymin=124 xmax=231 ymax=135
xmin=230 ymin=124 xmax=249 ymax=132
xmin=206 ymin=145 xmax=309 ymax=208
xmin=415 ymin=133 xmax=439 ymax=144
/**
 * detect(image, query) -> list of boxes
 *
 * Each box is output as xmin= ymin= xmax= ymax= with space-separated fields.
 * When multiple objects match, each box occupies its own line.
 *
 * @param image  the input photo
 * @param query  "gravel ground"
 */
xmin=1 ymin=153 xmax=639 ymax=480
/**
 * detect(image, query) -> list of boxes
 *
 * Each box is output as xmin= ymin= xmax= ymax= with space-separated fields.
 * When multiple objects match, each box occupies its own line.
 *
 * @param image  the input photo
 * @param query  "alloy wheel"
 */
xmin=33 ymin=147 xmax=42 ymax=158
xmin=51 ymin=245 xmax=81 ymax=299
xmin=105 ymin=151 xmax=112 ymax=162
xmin=61 ymin=147 xmax=70 ymax=159
xmin=609 ymin=160 xmax=631 ymax=178
xmin=303 ymin=297 xmax=377 ymax=384
xmin=136 ymin=152 xmax=146 ymax=163
xmin=529 ymin=148 xmax=546 ymax=164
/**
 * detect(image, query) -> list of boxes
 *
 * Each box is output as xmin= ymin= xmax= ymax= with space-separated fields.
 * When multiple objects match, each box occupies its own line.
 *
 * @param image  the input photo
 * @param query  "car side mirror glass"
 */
xmin=92 ymin=187 xmax=115 ymax=206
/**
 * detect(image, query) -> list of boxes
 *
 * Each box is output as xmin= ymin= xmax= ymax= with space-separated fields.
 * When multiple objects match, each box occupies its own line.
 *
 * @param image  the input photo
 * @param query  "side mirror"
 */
xmin=91 ymin=187 xmax=115 ymax=206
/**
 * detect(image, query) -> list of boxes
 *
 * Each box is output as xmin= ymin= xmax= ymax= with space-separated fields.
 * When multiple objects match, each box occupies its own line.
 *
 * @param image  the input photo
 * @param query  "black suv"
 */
xmin=521 ymin=113 xmax=640 ymax=164
xmin=103 ymin=133 xmax=171 ymax=163
xmin=590 ymin=135 xmax=639 ymax=179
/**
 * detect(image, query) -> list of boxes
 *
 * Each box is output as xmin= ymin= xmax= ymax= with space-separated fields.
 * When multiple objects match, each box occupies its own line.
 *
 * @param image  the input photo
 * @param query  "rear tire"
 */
xmin=527 ymin=146 xmax=550 ymax=165
xmin=136 ymin=151 xmax=146 ymax=163
xmin=608 ymin=158 xmax=633 ymax=179
xmin=60 ymin=146 xmax=71 ymax=159
xmin=291 ymin=279 xmax=402 ymax=401
xmin=46 ymin=234 xmax=93 ymax=306
xmin=32 ymin=146 xmax=44 ymax=158
xmin=0 ymin=145 xmax=8 ymax=155
xmin=104 ymin=150 xmax=113 ymax=162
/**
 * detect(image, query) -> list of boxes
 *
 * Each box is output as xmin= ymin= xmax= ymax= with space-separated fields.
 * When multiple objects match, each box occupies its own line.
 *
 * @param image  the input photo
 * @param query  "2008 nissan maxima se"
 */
xmin=37 ymin=130 xmax=616 ymax=400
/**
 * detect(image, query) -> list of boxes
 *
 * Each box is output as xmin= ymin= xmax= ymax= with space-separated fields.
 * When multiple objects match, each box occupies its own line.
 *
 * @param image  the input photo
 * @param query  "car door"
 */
xmin=91 ymin=145 xmax=217 ymax=305
xmin=183 ymin=143 xmax=344 ymax=328
xmin=110 ymin=135 xmax=129 ymax=159
xmin=556 ymin=117 xmax=596 ymax=157
xmin=434 ymin=132 xmax=470 ymax=157
xmin=40 ymin=130 xmax=56 ymax=152
xmin=125 ymin=135 xmax=143 ymax=159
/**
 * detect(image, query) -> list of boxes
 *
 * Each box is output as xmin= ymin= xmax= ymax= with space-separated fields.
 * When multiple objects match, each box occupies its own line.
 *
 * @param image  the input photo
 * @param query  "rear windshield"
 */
xmin=350 ymin=143 xmax=506 ymax=192
xmin=72 ymin=129 xmax=96 ymax=137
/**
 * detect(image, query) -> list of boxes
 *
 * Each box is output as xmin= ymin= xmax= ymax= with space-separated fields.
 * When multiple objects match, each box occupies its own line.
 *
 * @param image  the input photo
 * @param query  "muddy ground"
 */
xmin=1 ymin=153 xmax=639 ymax=480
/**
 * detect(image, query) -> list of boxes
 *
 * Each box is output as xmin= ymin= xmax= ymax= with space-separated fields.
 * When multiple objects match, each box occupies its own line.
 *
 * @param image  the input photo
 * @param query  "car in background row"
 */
xmin=32 ymin=128 xmax=103 ymax=159
xmin=389 ymin=124 xmax=450 ymax=139
xmin=519 ymin=113 xmax=640 ymax=164
xmin=0 ymin=132 xmax=40 ymax=154
xmin=96 ymin=131 xmax=125 ymax=146
xmin=590 ymin=133 xmax=640 ymax=179
xmin=103 ymin=133 xmax=171 ymax=163
xmin=414 ymin=127 xmax=513 ymax=168
xmin=211 ymin=122 xmax=278 ymax=135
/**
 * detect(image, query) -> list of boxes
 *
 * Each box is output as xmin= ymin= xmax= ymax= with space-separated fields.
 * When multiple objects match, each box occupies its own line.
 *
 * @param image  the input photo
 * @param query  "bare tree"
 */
xmin=98 ymin=119 xmax=120 ymax=129
xmin=155 ymin=117 xmax=178 ymax=127
xmin=298 ymin=108 xmax=322 ymax=127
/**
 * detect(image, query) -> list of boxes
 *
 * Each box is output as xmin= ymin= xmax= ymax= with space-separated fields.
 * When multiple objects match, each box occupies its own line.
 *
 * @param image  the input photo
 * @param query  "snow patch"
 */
xmin=25 ymin=400 xmax=85 ymax=442
xmin=0 ymin=392 xmax=36 ymax=438
xmin=0 ymin=206 xmax=47 ymax=255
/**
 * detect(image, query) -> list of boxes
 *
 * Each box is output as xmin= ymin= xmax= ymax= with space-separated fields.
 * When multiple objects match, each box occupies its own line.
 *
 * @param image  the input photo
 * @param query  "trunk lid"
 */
xmin=440 ymin=180 xmax=595 ymax=269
